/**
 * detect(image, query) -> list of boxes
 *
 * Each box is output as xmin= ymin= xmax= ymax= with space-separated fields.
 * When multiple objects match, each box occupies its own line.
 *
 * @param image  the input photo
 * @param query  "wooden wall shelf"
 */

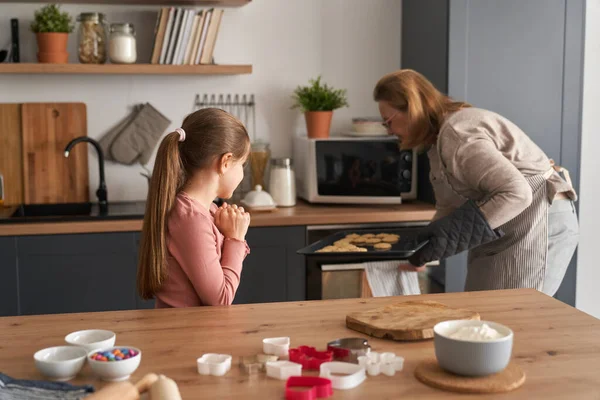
xmin=0 ymin=63 xmax=252 ymax=75
xmin=0 ymin=0 xmax=250 ymax=6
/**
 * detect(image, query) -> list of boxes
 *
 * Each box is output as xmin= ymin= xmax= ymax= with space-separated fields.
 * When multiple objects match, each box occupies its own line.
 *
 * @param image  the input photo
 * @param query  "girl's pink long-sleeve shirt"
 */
xmin=155 ymin=192 xmax=250 ymax=308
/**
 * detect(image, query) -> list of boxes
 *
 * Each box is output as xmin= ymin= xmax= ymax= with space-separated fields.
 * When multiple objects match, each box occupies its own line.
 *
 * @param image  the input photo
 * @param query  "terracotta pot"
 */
xmin=36 ymin=33 xmax=69 ymax=64
xmin=305 ymin=111 xmax=333 ymax=139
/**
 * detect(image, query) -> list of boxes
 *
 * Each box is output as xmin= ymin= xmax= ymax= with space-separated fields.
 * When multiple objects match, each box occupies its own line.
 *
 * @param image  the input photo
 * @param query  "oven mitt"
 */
xmin=408 ymin=200 xmax=505 ymax=266
xmin=99 ymin=103 xmax=171 ymax=166
xmin=0 ymin=372 xmax=94 ymax=399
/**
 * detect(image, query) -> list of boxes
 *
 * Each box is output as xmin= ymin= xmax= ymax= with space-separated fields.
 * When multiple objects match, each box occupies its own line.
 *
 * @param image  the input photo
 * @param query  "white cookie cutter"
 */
xmin=262 ymin=337 xmax=290 ymax=357
xmin=357 ymin=352 xmax=404 ymax=376
xmin=197 ymin=353 xmax=232 ymax=376
xmin=319 ymin=361 xmax=366 ymax=390
xmin=265 ymin=360 xmax=302 ymax=380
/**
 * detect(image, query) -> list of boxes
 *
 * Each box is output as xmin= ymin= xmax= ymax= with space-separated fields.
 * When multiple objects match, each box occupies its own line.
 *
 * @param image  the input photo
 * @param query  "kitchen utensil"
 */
xmin=87 ymin=346 xmax=141 ymax=382
xmin=21 ymin=103 xmax=89 ymax=204
xmin=297 ymin=228 xmax=429 ymax=263
xmin=64 ymin=329 xmax=116 ymax=353
xmin=288 ymin=346 xmax=333 ymax=370
xmin=241 ymin=185 xmax=277 ymax=212
xmin=263 ymin=337 xmax=290 ymax=357
xmin=326 ymin=338 xmax=370 ymax=363
xmin=414 ymin=359 xmax=526 ymax=394
xmin=285 ymin=376 xmax=333 ymax=400
xmin=434 ymin=320 xmax=513 ymax=376
xmin=357 ymin=352 xmax=404 ymax=376
xmin=346 ymin=300 xmax=480 ymax=341
xmin=197 ymin=353 xmax=232 ymax=376
xmin=269 ymin=158 xmax=296 ymax=207
xmin=85 ymin=373 xmax=174 ymax=400
xmin=319 ymin=362 xmax=366 ymax=390
xmin=266 ymin=361 xmax=302 ymax=380
xmin=239 ymin=354 xmax=278 ymax=374
xmin=33 ymin=346 xmax=87 ymax=381
xmin=0 ymin=104 xmax=23 ymax=205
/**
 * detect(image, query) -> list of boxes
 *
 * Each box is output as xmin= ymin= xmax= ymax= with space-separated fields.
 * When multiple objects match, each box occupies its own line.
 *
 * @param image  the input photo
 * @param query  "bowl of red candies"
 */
xmin=87 ymin=346 xmax=141 ymax=382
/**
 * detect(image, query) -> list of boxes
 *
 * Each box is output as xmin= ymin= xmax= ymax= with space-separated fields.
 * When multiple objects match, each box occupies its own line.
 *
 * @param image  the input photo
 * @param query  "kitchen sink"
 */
xmin=11 ymin=202 xmax=93 ymax=218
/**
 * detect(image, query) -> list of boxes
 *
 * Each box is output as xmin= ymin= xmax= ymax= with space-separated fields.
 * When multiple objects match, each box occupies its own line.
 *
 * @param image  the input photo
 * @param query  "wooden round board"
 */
xmin=415 ymin=359 xmax=526 ymax=394
xmin=345 ymin=300 xmax=480 ymax=341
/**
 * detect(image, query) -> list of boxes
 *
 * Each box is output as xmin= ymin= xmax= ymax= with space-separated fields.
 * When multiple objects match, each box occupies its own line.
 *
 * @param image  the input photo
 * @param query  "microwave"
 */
xmin=292 ymin=135 xmax=417 ymax=205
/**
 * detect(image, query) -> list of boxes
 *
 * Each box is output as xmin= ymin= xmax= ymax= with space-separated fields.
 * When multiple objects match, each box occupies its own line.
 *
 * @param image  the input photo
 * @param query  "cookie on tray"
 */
xmin=316 ymin=246 xmax=336 ymax=253
xmin=334 ymin=239 xmax=353 ymax=247
xmin=365 ymin=238 xmax=382 ymax=245
xmin=361 ymin=233 xmax=376 ymax=238
xmin=375 ymin=233 xmax=389 ymax=239
xmin=374 ymin=243 xmax=392 ymax=251
xmin=345 ymin=233 xmax=361 ymax=240
xmin=382 ymin=235 xmax=399 ymax=243
xmin=352 ymin=237 xmax=368 ymax=245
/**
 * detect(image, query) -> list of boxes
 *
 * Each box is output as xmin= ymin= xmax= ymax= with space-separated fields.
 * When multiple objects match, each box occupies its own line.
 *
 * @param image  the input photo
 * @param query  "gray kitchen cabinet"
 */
xmin=16 ymin=233 xmax=138 ymax=315
xmin=402 ymin=0 xmax=584 ymax=305
xmin=233 ymin=226 xmax=306 ymax=305
xmin=132 ymin=232 xmax=156 ymax=310
xmin=0 ymin=237 xmax=19 ymax=316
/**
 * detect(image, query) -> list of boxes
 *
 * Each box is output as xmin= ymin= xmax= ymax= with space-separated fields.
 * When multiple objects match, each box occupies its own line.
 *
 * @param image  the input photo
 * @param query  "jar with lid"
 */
xmin=109 ymin=23 xmax=137 ymax=64
xmin=250 ymin=141 xmax=270 ymax=188
xmin=268 ymin=158 xmax=296 ymax=207
xmin=77 ymin=13 xmax=108 ymax=64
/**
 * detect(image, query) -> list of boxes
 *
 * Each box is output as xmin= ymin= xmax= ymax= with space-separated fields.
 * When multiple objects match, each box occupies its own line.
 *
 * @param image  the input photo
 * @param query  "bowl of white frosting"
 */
xmin=433 ymin=320 xmax=513 ymax=376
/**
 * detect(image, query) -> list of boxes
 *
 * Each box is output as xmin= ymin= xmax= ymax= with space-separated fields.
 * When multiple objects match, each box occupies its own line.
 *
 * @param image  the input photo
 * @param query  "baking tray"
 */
xmin=297 ymin=228 xmax=429 ymax=263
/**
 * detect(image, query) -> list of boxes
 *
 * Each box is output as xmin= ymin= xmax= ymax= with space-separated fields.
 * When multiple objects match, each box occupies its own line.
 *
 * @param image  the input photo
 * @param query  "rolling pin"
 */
xmin=85 ymin=373 xmax=182 ymax=400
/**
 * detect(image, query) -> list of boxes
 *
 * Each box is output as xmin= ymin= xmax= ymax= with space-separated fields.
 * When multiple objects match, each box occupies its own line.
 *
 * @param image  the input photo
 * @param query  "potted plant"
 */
xmin=30 ymin=4 xmax=74 ymax=64
xmin=292 ymin=76 xmax=349 ymax=139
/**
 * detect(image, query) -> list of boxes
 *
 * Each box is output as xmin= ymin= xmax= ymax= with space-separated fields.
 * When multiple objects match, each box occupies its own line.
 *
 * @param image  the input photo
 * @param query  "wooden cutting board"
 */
xmin=346 ymin=300 xmax=480 ymax=341
xmin=21 ymin=103 xmax=89 ymax=204
xmin=0 ymin=104 xmax=23 ymax=206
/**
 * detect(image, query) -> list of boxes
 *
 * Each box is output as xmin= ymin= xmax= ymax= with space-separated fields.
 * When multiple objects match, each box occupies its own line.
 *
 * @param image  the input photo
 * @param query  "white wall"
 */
xmin=0 ymin=1 xmax=401 ymax=201
xmin=577 ymin=0 xmax=600 ymax=319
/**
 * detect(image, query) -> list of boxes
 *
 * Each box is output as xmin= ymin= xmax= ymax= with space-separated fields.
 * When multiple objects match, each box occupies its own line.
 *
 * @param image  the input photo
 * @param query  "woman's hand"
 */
xmin=399 ymin=263 xmax=427 ymax=272
xmin=214 ymin=204 xmax=250 ymax=241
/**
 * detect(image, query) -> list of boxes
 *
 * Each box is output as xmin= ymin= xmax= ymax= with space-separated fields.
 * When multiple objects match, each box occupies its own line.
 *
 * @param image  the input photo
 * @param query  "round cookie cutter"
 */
xmin=326 ymin=338 xmax=371 ymax=363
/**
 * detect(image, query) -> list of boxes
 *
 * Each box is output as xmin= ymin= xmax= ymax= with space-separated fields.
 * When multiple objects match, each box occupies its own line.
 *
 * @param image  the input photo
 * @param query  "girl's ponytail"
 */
xmin=137 ymin=132 xmax=183 ymax=299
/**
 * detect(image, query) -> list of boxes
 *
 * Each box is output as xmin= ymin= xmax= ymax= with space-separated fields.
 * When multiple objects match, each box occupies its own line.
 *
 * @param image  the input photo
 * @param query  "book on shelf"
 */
xmin=150 ymin=7 xmax=225 ymax=66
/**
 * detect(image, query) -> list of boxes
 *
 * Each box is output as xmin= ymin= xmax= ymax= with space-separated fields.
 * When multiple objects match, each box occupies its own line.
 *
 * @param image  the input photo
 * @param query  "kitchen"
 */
xmin=1 ymin=0 xmax=600 ymax=398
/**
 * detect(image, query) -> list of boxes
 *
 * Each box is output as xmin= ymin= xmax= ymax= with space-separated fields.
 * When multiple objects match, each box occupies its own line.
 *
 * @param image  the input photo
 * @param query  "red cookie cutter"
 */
xmin=285 ymin=376 xmax=333 ymax=400
xmin=288 ymin=346 xmax=333 ymax=370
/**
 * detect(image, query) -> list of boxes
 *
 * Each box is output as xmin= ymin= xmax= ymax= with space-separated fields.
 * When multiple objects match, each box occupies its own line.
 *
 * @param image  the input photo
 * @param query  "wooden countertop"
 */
xmin=0 ymin=201 xmax=435 ymax=236
xmin=1 ymin=289 xmax=599 ymax=398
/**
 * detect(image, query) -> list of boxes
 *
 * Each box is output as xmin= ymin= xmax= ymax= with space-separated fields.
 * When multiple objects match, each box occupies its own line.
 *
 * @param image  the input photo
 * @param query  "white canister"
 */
xmin=268 ymin=158 xmax=296 ymax=207
xmin=109 ymin=23 xmax=137 ymax=64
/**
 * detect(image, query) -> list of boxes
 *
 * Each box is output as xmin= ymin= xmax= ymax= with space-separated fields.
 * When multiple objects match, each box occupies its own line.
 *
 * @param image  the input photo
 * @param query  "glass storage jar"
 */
xmin=109 ymin=23 xmax=137 ymax=64
xmin=77 ymin=12 xmax=108 ymax=64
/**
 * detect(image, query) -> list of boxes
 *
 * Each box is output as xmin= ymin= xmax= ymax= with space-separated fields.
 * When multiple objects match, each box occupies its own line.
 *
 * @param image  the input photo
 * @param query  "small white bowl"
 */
xmin=87 ymin=346 xmax=142 ymax=382
xmin=34 ymin=346 xmax=87 ymax=381
xmin=65 ymin=329 xmax=116 ymax=353
xmin=434 ymin=320 xmax=513 ymax=376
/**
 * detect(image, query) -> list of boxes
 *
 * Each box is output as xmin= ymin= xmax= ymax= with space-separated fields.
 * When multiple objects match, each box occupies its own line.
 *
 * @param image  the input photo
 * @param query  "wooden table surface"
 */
xmin=0 ymin=200 xmax=435 ymax=236
xmin=1 ymin=289 xmax=598 ymax=399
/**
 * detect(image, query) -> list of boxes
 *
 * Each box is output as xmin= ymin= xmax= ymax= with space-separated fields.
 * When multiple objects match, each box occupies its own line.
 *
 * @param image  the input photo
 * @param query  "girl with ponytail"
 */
xmin=137 ymin=108 xmax=251 ymax=307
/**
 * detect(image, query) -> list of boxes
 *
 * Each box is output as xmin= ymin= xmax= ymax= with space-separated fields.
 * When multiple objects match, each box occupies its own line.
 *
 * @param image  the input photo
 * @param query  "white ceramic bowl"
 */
xmin=65 ymin=329 xmax=116 ymax=352
xmin=434 ymin=320 xmax=513 ymax=376
xmin=34 ymin=346 xmax=88 ymax=381
xmin=87 ymin=346 xmax=142 ymax=382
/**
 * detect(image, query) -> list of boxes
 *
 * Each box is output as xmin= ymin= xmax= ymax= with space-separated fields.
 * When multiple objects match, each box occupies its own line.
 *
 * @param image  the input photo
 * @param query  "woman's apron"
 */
xmin=428 ymin=146 xmax=552 ymax=291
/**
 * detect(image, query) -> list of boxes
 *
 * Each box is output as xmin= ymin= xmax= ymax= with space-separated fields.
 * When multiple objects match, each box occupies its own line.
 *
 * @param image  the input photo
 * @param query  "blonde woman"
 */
xmin=374 ymin=69 xmax=578 ymax=296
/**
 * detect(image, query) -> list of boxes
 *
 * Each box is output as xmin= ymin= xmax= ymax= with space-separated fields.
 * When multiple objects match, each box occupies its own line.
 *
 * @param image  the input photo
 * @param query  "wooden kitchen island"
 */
xmin=0 ymin=289 xmax=598 ymax=399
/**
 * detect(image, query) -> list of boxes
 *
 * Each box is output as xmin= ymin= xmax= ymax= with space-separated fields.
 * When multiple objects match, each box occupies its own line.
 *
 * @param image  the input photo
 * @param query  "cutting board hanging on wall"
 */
xmin=0 ymin=104 xmax=24 ymax=206
xmin=346 ymin=301 xmax=480 ymax=341
xmin=21 ymin=103 xmax=89 ymax=204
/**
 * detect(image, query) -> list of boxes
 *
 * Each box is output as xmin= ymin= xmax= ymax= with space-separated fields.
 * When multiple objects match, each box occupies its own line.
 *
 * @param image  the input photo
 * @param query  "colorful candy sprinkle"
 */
xmin=91 ymin=348 xmax=138 ymax=362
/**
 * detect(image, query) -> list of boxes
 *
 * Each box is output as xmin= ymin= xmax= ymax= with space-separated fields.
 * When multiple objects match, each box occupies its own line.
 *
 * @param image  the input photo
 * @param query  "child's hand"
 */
xmin=214 ymin=204 xmax=250 ymax=241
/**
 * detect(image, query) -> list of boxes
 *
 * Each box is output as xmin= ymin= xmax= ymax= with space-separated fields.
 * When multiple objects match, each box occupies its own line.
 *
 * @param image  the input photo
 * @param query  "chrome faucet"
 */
xmin=64 ymin=137 xmax=108 ymax=214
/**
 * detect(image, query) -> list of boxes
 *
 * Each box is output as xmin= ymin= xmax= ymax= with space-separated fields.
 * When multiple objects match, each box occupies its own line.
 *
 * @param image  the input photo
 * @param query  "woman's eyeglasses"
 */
xmin=381 ymin=111 xmax=398 ymax=130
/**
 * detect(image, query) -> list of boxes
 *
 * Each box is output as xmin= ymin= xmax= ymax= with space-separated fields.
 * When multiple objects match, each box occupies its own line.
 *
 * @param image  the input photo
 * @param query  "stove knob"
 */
xmin=403 ymin=153 xmax=412 ymax=163
xmin=402 ymin=169 xmax=412 ymax=179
